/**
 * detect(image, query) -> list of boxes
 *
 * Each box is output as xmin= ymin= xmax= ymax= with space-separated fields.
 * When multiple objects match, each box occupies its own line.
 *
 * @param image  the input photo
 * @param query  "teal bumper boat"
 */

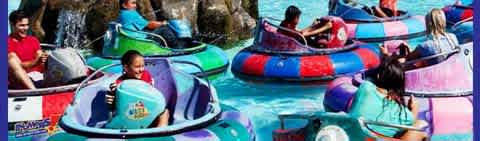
xmin=273 ymin=43 xmax=473 ymax=140
xmin=46 ymin=58 xmax=255 ymax=141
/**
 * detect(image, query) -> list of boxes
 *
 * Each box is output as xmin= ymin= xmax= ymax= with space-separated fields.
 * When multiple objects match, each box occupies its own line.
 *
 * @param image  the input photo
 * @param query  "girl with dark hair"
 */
xmin=107 ymin=50 xmax=169 ymax=128
xmin=349 ymin=56 xmax=427 ymax=140
xmin=115 ymin=50 xmax=153 ymax=85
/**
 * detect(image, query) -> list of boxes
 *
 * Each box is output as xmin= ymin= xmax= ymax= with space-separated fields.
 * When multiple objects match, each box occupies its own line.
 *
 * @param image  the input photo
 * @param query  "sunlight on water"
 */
xmin=7 ymin=0 xmax=457 ymax=140
xmin=217 ymin=0 xmax=455 ymax=140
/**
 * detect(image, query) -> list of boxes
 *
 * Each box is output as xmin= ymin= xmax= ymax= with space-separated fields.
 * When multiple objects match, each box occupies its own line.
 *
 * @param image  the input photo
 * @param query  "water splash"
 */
xmin=55 ymin=9 xmax=90 ymax=49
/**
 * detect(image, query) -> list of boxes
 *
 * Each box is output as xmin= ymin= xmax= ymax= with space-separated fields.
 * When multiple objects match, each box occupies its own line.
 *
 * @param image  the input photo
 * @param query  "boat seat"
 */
xmin=172 ymin=79 xmax=212 ymax=124
xmin=104 ymin=22 xmax=162 ymax=52
xmin=64 ymin=85 xmax=110 ymax=128
xmin=85 ymin=90 xmax=110 ymax=128
xmin=258 ymin=21 xmax=309 ymax=52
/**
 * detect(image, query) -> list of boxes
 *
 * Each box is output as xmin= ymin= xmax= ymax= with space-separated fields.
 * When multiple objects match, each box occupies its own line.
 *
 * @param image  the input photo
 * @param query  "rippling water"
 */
xmin=7 ymin=0 xmax=455 ymax=140
xmin=218 ymin=0 xmax=454 ymax=140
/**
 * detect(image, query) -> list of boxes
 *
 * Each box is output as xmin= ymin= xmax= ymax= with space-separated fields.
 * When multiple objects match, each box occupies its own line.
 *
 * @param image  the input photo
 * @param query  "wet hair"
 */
xmin=373 ymin=56 xmax=408 ymax=124
xmin=425 ymin=8 xmax=447 ymax=38
xmin=285 ymin=5 xmax=301 ymax=22
xmin=121 ymin=50 xmax=143 ymax=66
xmin=120 ymin=0 xmax=128 ymax=5
xmin=373 ymin=56 xmax=406 ymax=106
xmin=9 ymin=10 xmax=28 ymax=25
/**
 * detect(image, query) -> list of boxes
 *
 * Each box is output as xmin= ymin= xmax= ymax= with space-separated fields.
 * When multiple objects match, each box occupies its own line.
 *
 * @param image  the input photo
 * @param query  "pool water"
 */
xmin=218 ymin=0 xmax=454 ymax=141
xmin=7 ymin=0 xmax=455 ymax=141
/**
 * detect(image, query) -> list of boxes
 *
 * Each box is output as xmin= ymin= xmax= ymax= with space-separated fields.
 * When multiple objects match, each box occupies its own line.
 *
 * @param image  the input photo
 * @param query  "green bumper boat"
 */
xmin=87 ymin=21 xmax=229 ymax=77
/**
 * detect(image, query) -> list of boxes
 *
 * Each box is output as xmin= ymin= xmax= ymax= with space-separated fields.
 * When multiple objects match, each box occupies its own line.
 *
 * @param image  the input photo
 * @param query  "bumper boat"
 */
xmin=47 ymin=58 xmax=255 ymax=140
xmin=444 ymin=0 xmax=473 ymax=44
xmin=449 ymin=21 xmax=473 ymax=44
xmin=328 ymin=0 xmax=427 ymax=47
xmin=87 ymin=20 xmax=229 ymax=77
xmin=443 ymin=2 xmax=473 ymax=26
xmin=231 ymin=17 xmax=381 ymax=81
xmin=272 ymin=43 xmax=473 ymax=141
xmin=8 ymin=44 xmax=107 ymax=140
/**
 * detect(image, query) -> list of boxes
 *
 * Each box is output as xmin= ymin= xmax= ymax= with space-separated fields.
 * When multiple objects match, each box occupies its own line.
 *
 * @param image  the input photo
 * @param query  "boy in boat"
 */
xmin=278 ymin=5 xmax=335 ymax=47
xmin=8 ymin=10 xmax=48 ymax=89
xmin=118 ymin=0 xmax=179 ymax=48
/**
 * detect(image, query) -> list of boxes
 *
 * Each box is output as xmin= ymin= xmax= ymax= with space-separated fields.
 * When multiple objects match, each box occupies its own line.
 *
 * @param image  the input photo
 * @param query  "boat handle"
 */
xmin=404 ymin=48 xmax=460 ymax=66
xmin=260 ymin=17 xmax=309 ymax=47
xmin=171 ymin=60 xmax=211 ymax=90
xmin=120 ymin=26 xmax=169 ymax=48
xmin=360 ymin=118 xmax=424 ymax=131
xmin=74 ymin=63 xmax=121 ymax=104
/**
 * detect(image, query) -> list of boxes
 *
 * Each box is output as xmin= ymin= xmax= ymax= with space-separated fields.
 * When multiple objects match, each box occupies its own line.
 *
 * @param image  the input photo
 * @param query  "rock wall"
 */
xmin=19 ymin=0 xmax=258 ymax=49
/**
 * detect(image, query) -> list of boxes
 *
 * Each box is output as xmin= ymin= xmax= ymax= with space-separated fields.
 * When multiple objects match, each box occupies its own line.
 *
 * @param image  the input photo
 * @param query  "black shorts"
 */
xmin=144 ymin=26 xmax=179 ymax=48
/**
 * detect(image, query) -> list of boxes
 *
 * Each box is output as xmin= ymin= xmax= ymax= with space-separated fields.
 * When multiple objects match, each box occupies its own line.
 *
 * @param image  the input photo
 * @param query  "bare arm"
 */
xmin=146 ymin=21 xmax=168 ymax=30
xmin=404 ymin=49 xmax=422 ymax=61
xmin=374 ymin=6 xmax=388 ymax=18
xmin=302 ymin=21 xmax=332 ymax=37
xmin=399 ymin=120 xmax=428 ymax=140
xmin=19 ymin=50 xmax=46 ymax=70
xmin=13 ymin=51 xmax=38 ymax=70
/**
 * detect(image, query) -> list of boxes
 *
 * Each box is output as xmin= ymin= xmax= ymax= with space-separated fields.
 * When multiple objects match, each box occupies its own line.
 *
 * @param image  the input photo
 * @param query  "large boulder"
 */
xmin=136 ymin=0 xmax=156 ymax=20
xmin=19 ymin=0 xmax=258 ymax=48
xmin=242 ymin=0 xmax=258 ymax=19
xmin=85 ymin=0 xmax=119 ymax=51
xmin=150 ymin=0 xmax=199 ymax=32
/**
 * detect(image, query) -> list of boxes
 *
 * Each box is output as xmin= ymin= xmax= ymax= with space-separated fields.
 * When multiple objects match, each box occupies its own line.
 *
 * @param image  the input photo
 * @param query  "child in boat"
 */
xmin=373 ymin=0 xmax=398 ymax=17
xmin=107 ymin=50 xmax=170 ymax=127
xmin=349 ymin=56 xmax=427 ymax=140
xmin=278 ymin=5 xmax=333 ymax=47
xmin=360 ymin=0 xmax=397 ymax=18
xmin=118 ymin=0 xmax=178 ymax=48
xmin=381 ymin=8 xmax=459 ymax=68
xmin=8 ymin=10 xmax=48 ymax=89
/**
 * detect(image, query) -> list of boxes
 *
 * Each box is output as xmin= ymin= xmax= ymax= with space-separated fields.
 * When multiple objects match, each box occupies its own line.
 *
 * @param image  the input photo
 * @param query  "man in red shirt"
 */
xmin=8 ymin=10 xmax=48 ymax=89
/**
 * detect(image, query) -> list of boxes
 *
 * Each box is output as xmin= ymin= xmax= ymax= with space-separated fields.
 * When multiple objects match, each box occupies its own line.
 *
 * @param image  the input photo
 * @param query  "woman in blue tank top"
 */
xmin=349 ymin=57 xmax=427 ymax=140
xmin=381 ymin=8 xmax=459 ymax=68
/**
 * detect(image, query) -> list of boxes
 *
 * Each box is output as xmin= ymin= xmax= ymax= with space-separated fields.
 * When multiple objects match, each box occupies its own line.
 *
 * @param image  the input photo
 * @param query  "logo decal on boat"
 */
xmin=14 ymin=119 xmax=50 ymax=137
xmin=126 ymin=101 xmax=149 ymax=120
xmin=337 ymin=27 xmax=347 ymax=41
